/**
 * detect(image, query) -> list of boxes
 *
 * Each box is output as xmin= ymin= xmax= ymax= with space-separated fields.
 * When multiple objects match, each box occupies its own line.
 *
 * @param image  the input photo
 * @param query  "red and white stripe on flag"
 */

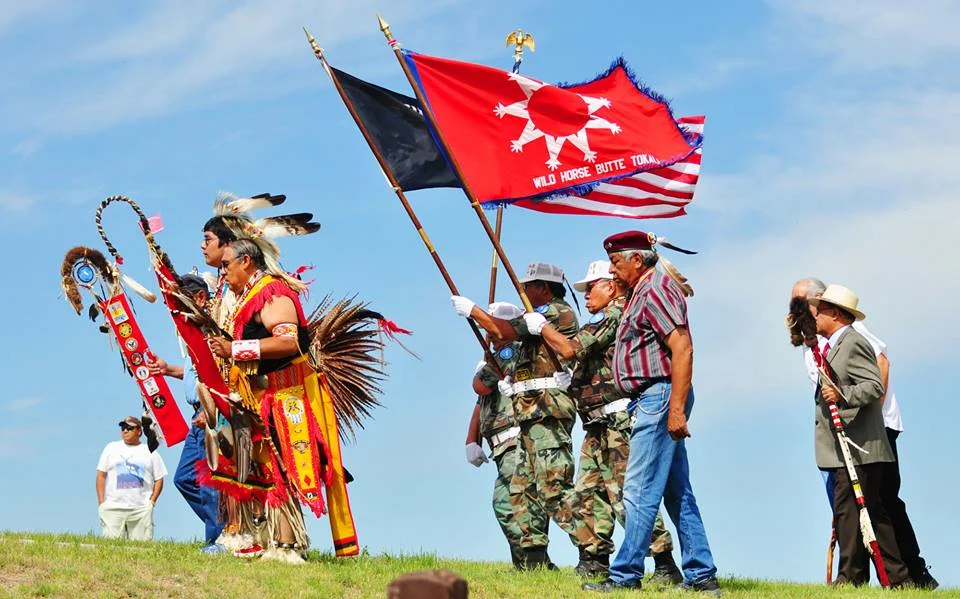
xmin=513 ymin=116 xmax=705 ymax=219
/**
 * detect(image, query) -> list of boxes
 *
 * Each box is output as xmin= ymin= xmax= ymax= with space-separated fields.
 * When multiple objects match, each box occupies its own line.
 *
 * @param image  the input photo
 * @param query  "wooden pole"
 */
xmin=377 ymin=16 xmax=563 ymax=369
xmin=487 ymin=206 xmax=502 ymax=305
xmin=304 ymin=29 xmax=497 ymax=366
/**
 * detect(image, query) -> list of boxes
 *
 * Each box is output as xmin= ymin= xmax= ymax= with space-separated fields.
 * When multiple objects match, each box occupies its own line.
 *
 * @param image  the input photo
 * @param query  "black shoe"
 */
xmin=649 ymin=552 xmax=683 ymax=585
xmin=679 ymin=576 xmax=722 ymax=596
xmin=575 ymin=547 xmax=610 ymax=577
xmin=890 ymin=579 xmax=917 ymax=591
xmin=911 ymin=565 xmax=939 ymax=590
xmin=582 ymin=578 xmax=642 ymax=592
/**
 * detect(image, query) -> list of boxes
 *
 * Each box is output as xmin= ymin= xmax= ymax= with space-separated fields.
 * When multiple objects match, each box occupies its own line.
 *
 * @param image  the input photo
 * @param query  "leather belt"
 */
xmin=490 ymin=426 xmax=520 ymax=448
xmin=511 ymin=377 xmax=559 ymax=394
xmin=584 ymin=398 xmax=630 ymax=420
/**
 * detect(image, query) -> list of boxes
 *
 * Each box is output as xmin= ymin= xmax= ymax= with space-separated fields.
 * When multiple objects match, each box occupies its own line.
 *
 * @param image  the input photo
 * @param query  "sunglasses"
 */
xmin=119 ymin=423 xmax=141 ymax=432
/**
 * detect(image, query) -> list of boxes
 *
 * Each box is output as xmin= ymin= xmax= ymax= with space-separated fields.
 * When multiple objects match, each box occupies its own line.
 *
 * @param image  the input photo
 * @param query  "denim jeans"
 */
xmin=608 ymin=382 xmax=717 ymax=585
xmin=174 ymin=412 xmax=222 ymax=544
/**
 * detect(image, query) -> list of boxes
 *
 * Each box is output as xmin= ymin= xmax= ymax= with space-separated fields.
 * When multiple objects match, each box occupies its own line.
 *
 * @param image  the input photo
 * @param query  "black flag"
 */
xmin=333 ymin=67 xmax=459 ymax=191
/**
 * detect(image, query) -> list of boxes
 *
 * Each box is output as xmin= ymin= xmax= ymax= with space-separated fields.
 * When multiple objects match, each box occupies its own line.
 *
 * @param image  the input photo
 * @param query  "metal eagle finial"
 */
xmin=505 ymin=29 xmax=535 ymax=73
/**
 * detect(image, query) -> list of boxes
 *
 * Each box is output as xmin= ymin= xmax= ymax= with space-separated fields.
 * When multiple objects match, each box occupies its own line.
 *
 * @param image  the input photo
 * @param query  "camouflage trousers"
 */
xmin=576 ymin=411 xmax=673 ymax=557
xmin=510 ymin=419 xmax=601 ymax=550
xmin=492 ymin=443 xmax=545 ymax=565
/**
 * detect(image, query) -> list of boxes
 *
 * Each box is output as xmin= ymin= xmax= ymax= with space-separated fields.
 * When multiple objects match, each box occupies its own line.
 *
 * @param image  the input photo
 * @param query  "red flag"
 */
xmin=403 ymin=51 xmax=700 ymax=203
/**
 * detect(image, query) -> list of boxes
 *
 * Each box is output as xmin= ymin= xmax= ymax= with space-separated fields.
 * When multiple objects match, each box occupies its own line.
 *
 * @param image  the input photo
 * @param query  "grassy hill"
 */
xmin=0 ymin=533 xmax=953 ymax=598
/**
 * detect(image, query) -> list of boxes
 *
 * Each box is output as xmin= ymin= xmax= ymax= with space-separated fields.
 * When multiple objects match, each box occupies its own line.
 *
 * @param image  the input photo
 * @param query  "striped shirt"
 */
xmin=613 ymin=269 xmax=688 ymax=395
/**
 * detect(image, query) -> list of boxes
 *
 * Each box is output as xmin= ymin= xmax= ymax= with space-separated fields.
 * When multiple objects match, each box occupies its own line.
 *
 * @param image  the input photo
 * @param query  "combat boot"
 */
xmin=521 ymin=547 xmax=557 ymax=571
xmin=648 ymin=551 xmax=683 ymax=585
xmin=575 ymin=547 xmax=609 ymax=577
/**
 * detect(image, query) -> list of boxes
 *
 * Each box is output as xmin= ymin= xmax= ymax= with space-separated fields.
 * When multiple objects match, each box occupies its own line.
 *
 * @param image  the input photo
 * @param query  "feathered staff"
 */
xmin=818 ymin=362 xmax=891 ymax=588
xmin=95 ymin=195 xmax=234 ymax=419
xmin=59 ymin=237 xmax=188 ymax=446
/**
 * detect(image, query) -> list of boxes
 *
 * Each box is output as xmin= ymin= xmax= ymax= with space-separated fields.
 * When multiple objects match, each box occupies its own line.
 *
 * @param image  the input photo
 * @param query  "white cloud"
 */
xmin=0 ymin=0 xmax=64 ymax=34
xmin=6 ymin=0 xmax=465 ymax=136
xmin=770 ymin=0 xmax=960 ymax=71
xmin=5 ymin=397 xmax=45 ymax=412
xmin=0 ymin=191 xmax=37 ymax=213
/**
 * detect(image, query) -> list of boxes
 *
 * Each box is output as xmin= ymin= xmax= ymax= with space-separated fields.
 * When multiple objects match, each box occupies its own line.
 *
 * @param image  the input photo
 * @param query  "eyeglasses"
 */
xmin=201 ymin=236 xmax=218 ymax=247
xmin=119 ymin=423 xmax=141 ymax=432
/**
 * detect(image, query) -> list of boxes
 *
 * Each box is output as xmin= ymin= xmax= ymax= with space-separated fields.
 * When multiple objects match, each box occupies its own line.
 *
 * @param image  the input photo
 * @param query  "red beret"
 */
xmin=603 ymin=230 xmax=657 ymax=254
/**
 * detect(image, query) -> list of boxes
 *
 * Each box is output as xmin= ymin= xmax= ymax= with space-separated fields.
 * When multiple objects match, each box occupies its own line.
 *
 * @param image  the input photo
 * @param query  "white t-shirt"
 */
xmin=96 ymin=441 xmax=168 ymax=509
xmin=802 ymin=320 xmax=903 ymax=431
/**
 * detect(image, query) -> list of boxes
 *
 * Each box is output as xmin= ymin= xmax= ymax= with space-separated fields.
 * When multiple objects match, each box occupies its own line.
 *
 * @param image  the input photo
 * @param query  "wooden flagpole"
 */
xmin=304 ymin=29 xmax=498 ymax=366
xmin=377 ymin=16 xmax=564 ymax=369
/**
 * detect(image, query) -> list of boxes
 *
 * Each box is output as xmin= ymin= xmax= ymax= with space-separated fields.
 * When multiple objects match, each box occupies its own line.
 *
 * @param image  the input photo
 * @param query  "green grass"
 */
xmin=0 ymin=533 xmax=954 ymax=598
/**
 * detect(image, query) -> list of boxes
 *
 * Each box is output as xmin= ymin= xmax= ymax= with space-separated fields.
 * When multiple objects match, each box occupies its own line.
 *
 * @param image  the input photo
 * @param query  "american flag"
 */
xmin=513 ymin=116 xmax=705 ymax=219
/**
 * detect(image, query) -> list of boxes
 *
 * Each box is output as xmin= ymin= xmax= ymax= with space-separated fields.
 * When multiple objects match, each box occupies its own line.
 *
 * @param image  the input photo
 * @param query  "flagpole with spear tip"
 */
xmin=488 ymin=28 xmax=535 ymax=306
xmin=378 ymin=15 xmax=564 ymax=370
xmin=303 ymin=28 xmax=501 ymax=371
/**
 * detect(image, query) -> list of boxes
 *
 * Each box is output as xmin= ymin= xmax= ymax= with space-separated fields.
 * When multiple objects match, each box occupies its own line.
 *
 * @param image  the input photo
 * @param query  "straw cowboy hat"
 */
xmin=809 ymin=284 xmax=866 ymax=321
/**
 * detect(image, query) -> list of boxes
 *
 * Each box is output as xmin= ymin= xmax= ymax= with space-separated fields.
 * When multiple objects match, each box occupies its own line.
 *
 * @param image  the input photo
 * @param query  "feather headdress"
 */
xmin=212 ymin=191 xmax=320 ymax=294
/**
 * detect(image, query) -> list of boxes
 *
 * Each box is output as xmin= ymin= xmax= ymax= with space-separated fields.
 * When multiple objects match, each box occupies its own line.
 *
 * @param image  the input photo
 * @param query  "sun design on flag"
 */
xmin=493 ymin=73 xmax=621 ymax=170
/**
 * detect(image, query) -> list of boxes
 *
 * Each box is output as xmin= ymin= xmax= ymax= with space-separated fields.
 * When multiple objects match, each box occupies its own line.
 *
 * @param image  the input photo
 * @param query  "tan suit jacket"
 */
xmin=814 ymin=327 xmax=894 ymax=469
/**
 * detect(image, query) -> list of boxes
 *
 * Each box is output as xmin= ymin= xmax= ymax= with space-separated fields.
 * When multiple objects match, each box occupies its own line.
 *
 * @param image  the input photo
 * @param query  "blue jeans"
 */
xmin=174 ymin=414 xmax=222 ymax=544
xmin=608 ymin=382 xmax=717 ymax=585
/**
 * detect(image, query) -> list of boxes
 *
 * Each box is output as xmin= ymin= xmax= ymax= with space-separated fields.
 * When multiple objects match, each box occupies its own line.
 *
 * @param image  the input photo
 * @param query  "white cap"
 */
xmin=519 ymin=262 xmax=565 ymax=284
xmin=573 ymin=260 xmax=614 ymax=292
xmin=488 ymin=302 xmax=524 ymax=320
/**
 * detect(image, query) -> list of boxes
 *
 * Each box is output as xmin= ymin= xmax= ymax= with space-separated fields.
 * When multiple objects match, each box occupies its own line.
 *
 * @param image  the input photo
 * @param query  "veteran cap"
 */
xmin=573 ymin=260 xmax=614 ymax=292
xmin=603 ymin=230 xmax=657 ymax=254
xmin=519 ymin=262 xmax=565 ymax=284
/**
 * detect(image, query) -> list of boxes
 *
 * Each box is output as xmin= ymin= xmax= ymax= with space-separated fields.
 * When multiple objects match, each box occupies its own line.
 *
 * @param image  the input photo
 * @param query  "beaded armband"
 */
xmin=232 ymin=339 xmax=261 ymax=361
xmin=271 ymin=323 xmax=298 ymax=338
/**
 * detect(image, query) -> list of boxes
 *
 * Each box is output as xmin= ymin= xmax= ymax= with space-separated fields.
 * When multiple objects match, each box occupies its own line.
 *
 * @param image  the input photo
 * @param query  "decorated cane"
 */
xmin=818 ymin=366 xmax=890 ymax=588
xmin=96 ymin=195 xmax=234 ymax=419
xmin=61 ymin=241 xmax=188 ymax=447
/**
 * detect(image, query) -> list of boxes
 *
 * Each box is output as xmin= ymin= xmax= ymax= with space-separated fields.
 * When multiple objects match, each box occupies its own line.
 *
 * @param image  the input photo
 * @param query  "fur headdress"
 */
xmin=211 ymin=192 xmax=320 ymax=293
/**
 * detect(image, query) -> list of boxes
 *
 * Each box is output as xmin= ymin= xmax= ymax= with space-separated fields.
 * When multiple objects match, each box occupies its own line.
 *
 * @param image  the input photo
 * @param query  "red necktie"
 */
xmin=821 ymin=342 xmax=830 ymax=364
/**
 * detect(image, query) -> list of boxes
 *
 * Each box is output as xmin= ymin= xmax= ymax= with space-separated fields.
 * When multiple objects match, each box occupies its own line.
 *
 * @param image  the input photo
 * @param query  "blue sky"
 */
xmin=2 ymin=0 xmax=958 ymax=588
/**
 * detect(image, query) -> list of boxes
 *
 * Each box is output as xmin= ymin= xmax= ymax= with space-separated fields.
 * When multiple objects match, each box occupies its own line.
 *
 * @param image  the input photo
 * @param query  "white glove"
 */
xmin=497 ymin=376 xmax=515 ymax=397
xmin=553 ymin=368 xmax=573 ymax=390
xmin=451 ymin=295 xmax=476 ymax=318
xmin=523 ymin=312 xmax=547 ymax=335
xmin=474 ymin=360 xmax=488 ymax=375
xmin=465 ymin=442 xmax=489 ymax=467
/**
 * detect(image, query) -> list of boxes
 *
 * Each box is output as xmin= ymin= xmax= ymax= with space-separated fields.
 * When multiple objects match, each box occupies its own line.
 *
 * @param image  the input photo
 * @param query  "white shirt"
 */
xmin=802 ymin=321 xmax=903 ymax=431
xmin=96 ymin=441 xmax=167 ymax=509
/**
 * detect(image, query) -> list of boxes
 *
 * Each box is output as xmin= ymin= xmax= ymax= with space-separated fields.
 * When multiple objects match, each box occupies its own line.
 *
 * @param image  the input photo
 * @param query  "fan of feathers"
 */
xmin=60 ymin=246 xmax=115 ymax=318
xmin=307 ymin=295 xmax=388 ymax=442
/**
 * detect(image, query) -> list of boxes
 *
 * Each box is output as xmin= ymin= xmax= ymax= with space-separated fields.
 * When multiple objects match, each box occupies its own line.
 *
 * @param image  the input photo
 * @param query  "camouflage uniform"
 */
xmin=475 ymin=346 xmax=547 ymax=566
xmin=569 ymin=297 xmax=673 ymax=558
xmin=507 ymin=298 xmax=601 ymax=552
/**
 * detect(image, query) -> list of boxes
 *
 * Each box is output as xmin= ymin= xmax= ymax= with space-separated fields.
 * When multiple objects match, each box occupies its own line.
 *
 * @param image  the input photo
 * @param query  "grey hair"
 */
xmin=228 ymin=239 xmax=266 ymax=269
xmin=801 ymin=277 xmax=826 ymax=298
xmin=613 ymin=249 xmax=659 ymax=267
